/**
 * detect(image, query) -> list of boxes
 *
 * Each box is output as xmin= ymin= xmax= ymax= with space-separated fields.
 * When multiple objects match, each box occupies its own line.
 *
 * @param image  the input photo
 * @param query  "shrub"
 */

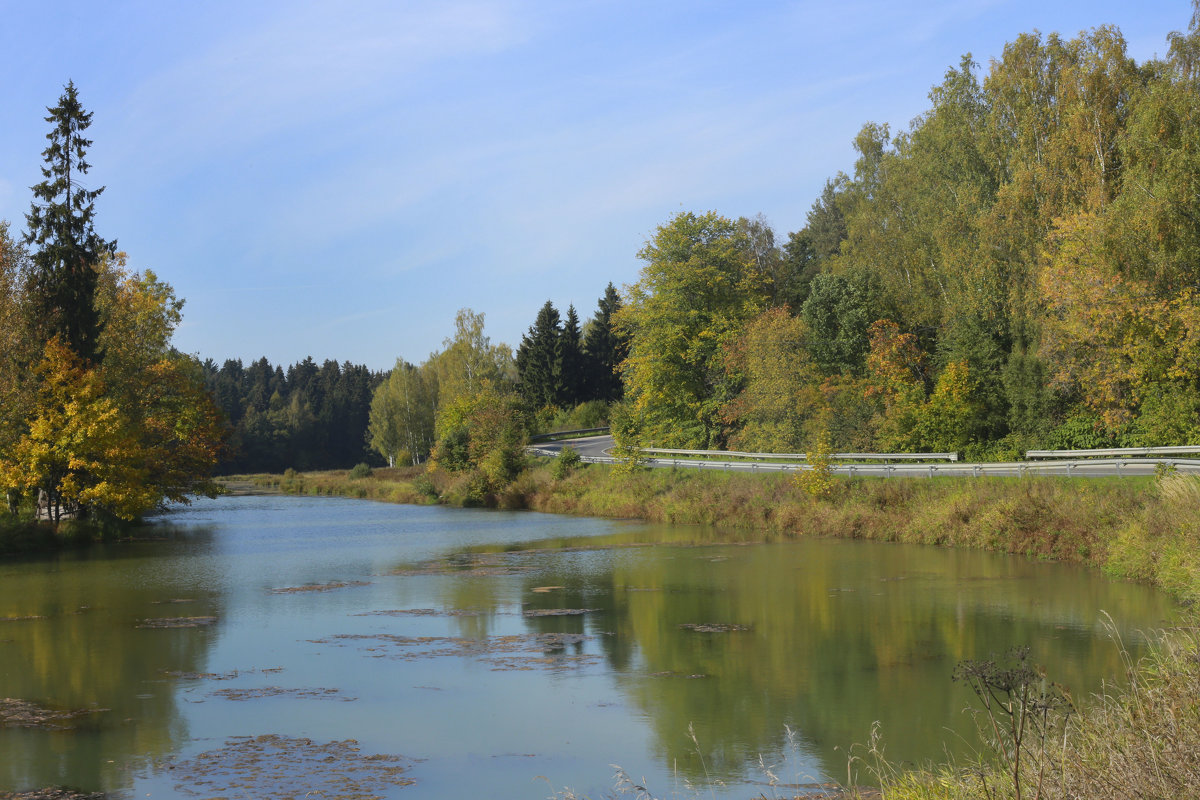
xmin=794 ymin=437 xmax=837 ymax=498
xmin=435 ymin=427 xmax=472 ymax=472
xmin=348 ymin=462 xmax=373 ymax=479
xmin=481 ymin=439 xmax=526 ymax=488
xmin=411 ymin=473 xmax=439 ymax=500
xmin=548 ymin=400 xmax=610 ymax=432
xmin=552 ymin=446 xmax=583 ymax=480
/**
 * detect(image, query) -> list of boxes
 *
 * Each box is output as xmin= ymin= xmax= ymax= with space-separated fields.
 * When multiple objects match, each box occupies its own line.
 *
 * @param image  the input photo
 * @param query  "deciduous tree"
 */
xmin=615 ymin=211 xmax=767 ymax=447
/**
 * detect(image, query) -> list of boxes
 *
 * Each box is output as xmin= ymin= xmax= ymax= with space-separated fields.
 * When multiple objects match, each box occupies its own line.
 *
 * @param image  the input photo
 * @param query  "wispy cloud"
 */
xmin=111 ymin=0 xmax=536 ymax=176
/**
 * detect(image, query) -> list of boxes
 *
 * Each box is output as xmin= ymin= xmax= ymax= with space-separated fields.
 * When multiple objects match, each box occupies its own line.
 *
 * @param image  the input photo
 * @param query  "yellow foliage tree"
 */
xmin=0 ymin=253 xmax=224 ymax=526
xmin=0 ymin=338 xmax=156 ymax=523
xmin=96 ymin=258 xmax=224 ymax=504
xmin=1038 ymin=212 xmax=1200 ymax=437
xmin=721 ymin=308 xmax=820 ymax=452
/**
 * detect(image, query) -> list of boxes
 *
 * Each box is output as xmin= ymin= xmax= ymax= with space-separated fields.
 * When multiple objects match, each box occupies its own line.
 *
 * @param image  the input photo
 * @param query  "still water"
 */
xmin=0 ymin=494 xmax=1178 ymax=798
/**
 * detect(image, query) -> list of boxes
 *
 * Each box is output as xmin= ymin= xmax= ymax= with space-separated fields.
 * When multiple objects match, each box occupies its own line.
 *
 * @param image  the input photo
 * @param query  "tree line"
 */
xmin=615 ymin=9 xmax=1200 ymax=458
xmin=363 ymin=288 xmax=627 ymax=500
xmin=202 ymin=357 xmax=383 ymax=474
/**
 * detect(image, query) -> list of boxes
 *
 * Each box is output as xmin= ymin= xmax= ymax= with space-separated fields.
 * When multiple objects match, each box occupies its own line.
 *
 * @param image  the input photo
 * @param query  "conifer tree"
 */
xmin=516 ymin=300 xmax=562 ymax=408
xmin=559 ymin=304 xmax=584 ymax=406
xmin=582 ymin=283 xmax=627 ymax=402
xmin=24 ymin=82 xmax=116 ymax=363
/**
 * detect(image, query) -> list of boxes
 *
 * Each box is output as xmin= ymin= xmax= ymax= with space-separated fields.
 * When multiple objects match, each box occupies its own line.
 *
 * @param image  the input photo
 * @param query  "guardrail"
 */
xmin=640 ymin=447 xmax=959 ymax=463
xmin=1026 ymin=445 xmax=1200 ymax=459
xmin=528 ymin=444 xmax=1200 ymax=478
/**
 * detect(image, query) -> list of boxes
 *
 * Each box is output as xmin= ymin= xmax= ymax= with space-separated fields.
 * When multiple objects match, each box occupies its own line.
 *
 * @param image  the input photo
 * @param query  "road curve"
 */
xmin=532 ymin=434 xmax=614 ymax=460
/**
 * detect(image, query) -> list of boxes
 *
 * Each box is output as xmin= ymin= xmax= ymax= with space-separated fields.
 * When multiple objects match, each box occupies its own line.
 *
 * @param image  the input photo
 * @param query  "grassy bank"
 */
xmin=239 ymin=460 xmax=1200 ymax=605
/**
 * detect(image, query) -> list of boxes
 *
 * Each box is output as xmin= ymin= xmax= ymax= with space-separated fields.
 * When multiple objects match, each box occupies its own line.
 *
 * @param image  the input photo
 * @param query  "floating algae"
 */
xmin=210 ymin=686 xmax=355 ymax=702
xmin=162 ymin=734 xmax=413 ymax=799
xmin=0 ymin=698 xmax=107 ymax=730
xmin=136 ymin=616 xmax=217 ymax=629
xmin=268 ymin=580 xmax=371 ymax=594
xmin=677 ymin=623 xmax=753 ymax=633
xmin=0 ymin=789 xmax=108 ymax=799
xmin=310 ymin=631 xmax=600 ymax=672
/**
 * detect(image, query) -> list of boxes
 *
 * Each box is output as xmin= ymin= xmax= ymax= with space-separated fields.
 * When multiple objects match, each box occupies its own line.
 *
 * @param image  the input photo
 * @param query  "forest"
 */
xmin=361 ymin=9 xmax=1200 ymax=485
xmin=612 ymin=14 xmax=1200 ymax=459
xmin=202 ymin=356 xmax=381 ymax=474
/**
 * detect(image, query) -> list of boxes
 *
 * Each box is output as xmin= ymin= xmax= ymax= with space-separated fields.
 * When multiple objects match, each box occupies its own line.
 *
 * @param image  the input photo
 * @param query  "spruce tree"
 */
xmin=24 ymin=82 xmax=116 ymax=363
xmin=582 ymin=283 xmax=627 ymax=402
xmin=559 ymin=304 xmax=584 ymax=406
xmin=516 ymin=300 xmax=563 ymax=408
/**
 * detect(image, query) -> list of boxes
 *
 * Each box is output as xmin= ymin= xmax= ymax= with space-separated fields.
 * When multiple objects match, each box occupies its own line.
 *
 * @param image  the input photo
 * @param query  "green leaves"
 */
xmin=616 ymin=211 xmax=768 ymax=448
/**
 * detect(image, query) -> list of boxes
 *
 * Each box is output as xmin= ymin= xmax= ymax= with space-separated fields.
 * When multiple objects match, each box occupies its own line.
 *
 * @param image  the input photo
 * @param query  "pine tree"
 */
xmin=516 ymin=300 xmax=562 ymax=408
xmin=559 ymin=304 xmax=584 ymax=406
xmin=24 ymin=82 xmax=116 ymax=363
xmin=582 ymin=283 xmax=627 ymax=402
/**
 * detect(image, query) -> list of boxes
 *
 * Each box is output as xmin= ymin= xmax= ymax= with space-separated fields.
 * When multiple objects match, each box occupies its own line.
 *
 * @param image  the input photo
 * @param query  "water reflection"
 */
xmin=0 ymin=497 xmax=1179 ymax=799
xmin=0 ymin=534 xmax=222 ymax=790
xmin=465 ymin=535 xmax=1174 ymax=782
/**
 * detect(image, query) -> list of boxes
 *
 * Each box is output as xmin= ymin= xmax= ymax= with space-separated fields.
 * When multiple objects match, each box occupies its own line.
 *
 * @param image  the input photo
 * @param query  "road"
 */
xmin=529 ymin=436 xmax=1200 ymax=478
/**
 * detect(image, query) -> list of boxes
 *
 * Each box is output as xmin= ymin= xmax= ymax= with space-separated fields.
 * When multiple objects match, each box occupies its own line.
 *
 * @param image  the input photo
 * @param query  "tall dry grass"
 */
xmin=850 ymin=619 xmax=1200 ymax=800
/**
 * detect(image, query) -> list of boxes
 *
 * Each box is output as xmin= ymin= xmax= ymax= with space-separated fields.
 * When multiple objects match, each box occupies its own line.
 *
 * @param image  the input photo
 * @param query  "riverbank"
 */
xmin=234 ymin=460 xmax=1200 ymax=605
xmin=0 ymin=513 xmax=187 ymax=558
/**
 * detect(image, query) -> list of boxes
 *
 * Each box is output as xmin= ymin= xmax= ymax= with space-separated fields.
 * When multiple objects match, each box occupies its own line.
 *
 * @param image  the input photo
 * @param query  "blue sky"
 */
xmin=0 ymin=1 xmax=1190 ymax=371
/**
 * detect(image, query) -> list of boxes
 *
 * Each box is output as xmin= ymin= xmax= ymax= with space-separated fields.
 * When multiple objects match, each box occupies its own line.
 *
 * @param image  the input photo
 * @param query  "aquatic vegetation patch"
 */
xmin=269 ymin=580 xmax=371 ymax=594
xmin=162 ymin=734 xmax=413 ymax=799
xmin=162 ymin=666 xmax=285 ymax=681
xmin=210 ymin=686 xmax=355 ymax=702
xmin=311 ymin=631 xmax=601 ymax=671
xmin=522 ymin=608 xmax=598 ymax=617
xmin=0 ymin=789 xmax=108 ymax=799
xmin=0 ymin=698 xmax=108 ymax=730
xmin=649 ymin=671 xmax=709 ymax=679
xmin=677 ymin=623 xmax=753 ymax=633
xmin=354 ymin=608 xmax=490 ymax=617
xmin=390 ymin=551 xmax=539 ymax=577
xmin=136 ymin=616 xmax=217 ymax=628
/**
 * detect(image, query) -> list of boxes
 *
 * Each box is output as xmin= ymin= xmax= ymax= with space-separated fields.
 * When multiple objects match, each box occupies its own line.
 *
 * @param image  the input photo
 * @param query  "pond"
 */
xmin=0 ymin=494 xmax=1178 ymax=799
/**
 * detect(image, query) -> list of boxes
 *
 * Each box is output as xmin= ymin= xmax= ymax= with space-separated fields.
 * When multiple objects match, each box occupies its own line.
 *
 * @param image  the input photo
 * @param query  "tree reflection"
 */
xmin=0 ymin=535 xmax=222 ymax=793
xmin=515 ymin=537 xmax=1175 ymax=783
